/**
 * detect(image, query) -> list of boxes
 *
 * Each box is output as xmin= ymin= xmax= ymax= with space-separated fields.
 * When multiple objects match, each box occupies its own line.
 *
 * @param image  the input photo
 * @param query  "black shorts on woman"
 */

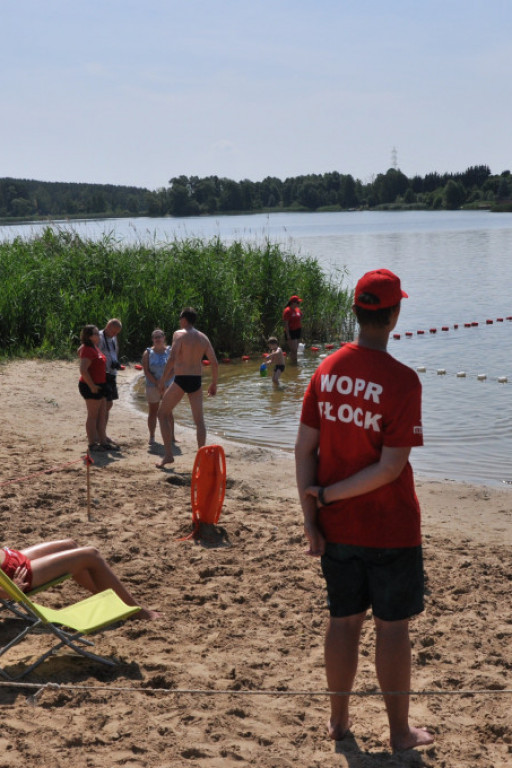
xmin=78 ymin=381 xmax=107 ymax=400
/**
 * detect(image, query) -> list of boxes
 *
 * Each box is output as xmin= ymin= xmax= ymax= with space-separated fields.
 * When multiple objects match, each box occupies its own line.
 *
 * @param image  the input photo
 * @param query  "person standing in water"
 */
xmin=156 ymin=308 xmax=218 ymax=468
xmin=283 ymin=295 xmax=303 ymax=364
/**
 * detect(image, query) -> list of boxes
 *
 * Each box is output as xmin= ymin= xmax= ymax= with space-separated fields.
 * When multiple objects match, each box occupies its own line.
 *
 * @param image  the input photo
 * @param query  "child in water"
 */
xmin=266 ymin=337 xmax=286 ymax=385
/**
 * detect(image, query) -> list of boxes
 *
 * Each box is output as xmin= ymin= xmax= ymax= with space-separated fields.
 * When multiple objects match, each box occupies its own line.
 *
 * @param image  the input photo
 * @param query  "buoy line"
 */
xmin=414 ymin=367 xmax=510 ymax=385
xmin=390 ymin=315 xmax=512 ymax=341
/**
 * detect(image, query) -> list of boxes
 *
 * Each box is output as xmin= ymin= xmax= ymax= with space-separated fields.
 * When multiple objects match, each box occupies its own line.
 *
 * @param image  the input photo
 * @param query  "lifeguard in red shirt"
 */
xmin=282 ymin=295 xmax=302 ymax=363
xmin=295 ymin=268 xmax=434 ymax=752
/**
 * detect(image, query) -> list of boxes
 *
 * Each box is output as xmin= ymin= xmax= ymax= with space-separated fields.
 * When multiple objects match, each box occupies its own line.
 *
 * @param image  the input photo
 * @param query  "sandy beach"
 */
xmin=0 ymin=359 xmax=511 ymax=768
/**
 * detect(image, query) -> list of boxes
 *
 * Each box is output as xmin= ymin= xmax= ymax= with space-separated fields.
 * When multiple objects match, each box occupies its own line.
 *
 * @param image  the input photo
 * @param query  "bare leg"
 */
xmin=374 ymin=617 xmax=434 ymax=751
xmin=325 ymin=612 xmax=366 ymax=739
xmin=157 ymin=383 xmax=184 ymax=466
xmin=21 ymin=539 xmax=78 ymax=560
xmin=85 ymin=399 xmax=106 ymax=445
xmin=29 ymin=546 xmax=161 ymax=620
xmin=272 ymin=369 xmax=282 ymax=385
xmin=105 ymin=399 xmax=113 ymax=436
xmin=188 ymin=389 xmax=206 ymax=448
xmin=289 ymin=338 xmax=299 ymax=364
xmin=147 ymin=402 xmax=159 ymax=443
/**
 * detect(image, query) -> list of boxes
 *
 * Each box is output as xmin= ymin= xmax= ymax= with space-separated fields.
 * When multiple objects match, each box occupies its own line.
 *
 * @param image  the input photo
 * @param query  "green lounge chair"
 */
xmin=0 ymin=573 xmax=72 ymax=621
xmin=0 ymin=569 xmax=140 ymax=680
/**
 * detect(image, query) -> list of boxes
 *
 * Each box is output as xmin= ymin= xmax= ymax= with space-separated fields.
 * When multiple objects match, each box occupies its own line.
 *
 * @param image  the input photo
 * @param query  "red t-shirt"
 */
xmin=300 ymin=343 xmax=423 ymax=548
xmin=283 ymin=306 xmax=302 ymax=331
xmin=79 ymin=345 xmax=107 ymax=384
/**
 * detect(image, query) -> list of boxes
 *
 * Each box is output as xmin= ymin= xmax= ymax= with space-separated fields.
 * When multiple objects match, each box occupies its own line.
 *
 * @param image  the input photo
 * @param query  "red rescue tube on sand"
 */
xmin=191 ymin=445 xmax=226 ymax=526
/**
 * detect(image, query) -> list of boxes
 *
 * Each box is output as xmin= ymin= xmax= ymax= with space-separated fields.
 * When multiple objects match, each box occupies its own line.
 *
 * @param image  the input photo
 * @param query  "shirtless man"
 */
xmin=156 ymin=307 xmax=218 ymax=467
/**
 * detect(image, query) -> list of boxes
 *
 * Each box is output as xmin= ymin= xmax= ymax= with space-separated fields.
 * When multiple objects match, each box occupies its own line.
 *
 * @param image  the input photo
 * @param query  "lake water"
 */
xmin=3 ymin=210 xmax=512 ymax=487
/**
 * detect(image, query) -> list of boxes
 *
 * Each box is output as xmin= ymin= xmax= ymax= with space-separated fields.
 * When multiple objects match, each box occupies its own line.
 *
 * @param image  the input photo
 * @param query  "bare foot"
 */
xmin=156 ymin=455 xmax=174 ymax=468
xmin=328 ymin=717 xmax=353 ymax=741
xmin=391 ymin=726 xmax=434 ymax=752
xmin=137 ymin=608 xmax=163 ymax=621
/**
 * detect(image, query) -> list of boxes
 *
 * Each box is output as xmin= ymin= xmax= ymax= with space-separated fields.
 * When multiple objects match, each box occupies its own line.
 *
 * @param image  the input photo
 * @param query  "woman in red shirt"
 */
xmin=283 ymin=294 xmax=303 ymax=364
xmin=78 ymin=325 xmax=109 ymax=451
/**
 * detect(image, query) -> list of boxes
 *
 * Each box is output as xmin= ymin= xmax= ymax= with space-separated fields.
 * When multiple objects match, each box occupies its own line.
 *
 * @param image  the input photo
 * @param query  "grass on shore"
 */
xmin=0 ymin=228 xmax=353 ymax=359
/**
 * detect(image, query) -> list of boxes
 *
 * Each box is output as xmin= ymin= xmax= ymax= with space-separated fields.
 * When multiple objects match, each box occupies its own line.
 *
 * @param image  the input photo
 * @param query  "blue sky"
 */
xmin=1 ymin=0 xmax=511 ymax=189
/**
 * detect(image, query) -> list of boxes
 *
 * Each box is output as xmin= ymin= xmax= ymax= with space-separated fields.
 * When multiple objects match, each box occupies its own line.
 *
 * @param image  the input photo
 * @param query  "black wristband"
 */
xmin=318 ymin=487 xmax=329 ymax=506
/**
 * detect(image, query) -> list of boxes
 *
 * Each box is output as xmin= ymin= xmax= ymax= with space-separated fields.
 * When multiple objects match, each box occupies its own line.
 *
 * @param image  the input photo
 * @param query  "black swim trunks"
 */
xmin=274 ymin=364 xmax=285 ymax=373
xmin=174 ymin=375 xmax=202 ymax=394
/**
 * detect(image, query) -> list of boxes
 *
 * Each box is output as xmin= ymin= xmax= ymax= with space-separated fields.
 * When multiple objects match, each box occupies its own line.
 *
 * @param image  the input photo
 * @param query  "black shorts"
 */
xmin=78 ymin=381 xmax=106 ymax=401
xmin=174 ymin=375 xmax=202 ymax=394
xmin=289 ymin=328 xmax=302 ymax=340
xmin=105 ymin=372 xmax=119 ymax=402
xmin=274 ymin=364 xmax=285 ymax=373
xmin=321 ymin=543 xmax=425 ymax=621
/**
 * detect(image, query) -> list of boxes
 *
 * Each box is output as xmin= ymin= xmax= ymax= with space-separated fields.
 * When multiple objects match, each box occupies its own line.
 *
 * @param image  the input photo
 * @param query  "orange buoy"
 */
xmin=134 ymin=364 xmax=143 ymax=370
xmin=191 ymin=445 xmax=226 ymax=527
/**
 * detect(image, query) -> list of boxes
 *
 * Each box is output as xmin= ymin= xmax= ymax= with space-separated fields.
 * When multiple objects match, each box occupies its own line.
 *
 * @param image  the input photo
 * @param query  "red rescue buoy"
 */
xmin=417 ymin=330 xmax=425 ymax=335
xmin=311 ymin=346 xmax=320 ymax=352
xmin=134 ymin=364 xmax=143 ymax=370
xmin=191 ymin=445 xmax=226 ymax=526
xmin=242 ymin=355 xmax=250 ymax=361
xmin=393 ymin=333 xmax=401 ymax=339
xmin=202 ymin=359 xmax=211 ymax=366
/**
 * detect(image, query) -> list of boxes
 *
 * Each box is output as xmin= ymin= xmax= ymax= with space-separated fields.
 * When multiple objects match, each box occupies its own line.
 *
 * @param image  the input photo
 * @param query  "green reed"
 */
xmin=0 ymin=228 xmax=353 ymax=359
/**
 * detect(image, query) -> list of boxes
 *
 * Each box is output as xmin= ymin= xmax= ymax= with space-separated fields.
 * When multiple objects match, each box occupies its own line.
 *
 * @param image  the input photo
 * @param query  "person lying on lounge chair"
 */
xmin=0 ymin=539 xmax=161 ymax=620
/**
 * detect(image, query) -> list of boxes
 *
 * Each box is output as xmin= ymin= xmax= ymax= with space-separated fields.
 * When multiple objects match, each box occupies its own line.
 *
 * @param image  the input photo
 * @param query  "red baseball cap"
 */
xmin=354 ymin=269 xmax=408 ymax=310
xmin=289 ymin=295 xmax=302 ymax=303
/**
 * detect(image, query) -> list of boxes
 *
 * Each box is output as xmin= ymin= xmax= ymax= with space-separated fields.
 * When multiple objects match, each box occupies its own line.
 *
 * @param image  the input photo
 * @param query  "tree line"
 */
xmin=1 ymin=165 xmax=511 ymax=221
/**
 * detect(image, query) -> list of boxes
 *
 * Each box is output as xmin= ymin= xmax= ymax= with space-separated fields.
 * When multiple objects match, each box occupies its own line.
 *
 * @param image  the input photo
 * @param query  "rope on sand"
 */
xmin=0 ymin=457 xmax=85 ymax=487
xmin=1 ymin=680 xmax=511 ymax=700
